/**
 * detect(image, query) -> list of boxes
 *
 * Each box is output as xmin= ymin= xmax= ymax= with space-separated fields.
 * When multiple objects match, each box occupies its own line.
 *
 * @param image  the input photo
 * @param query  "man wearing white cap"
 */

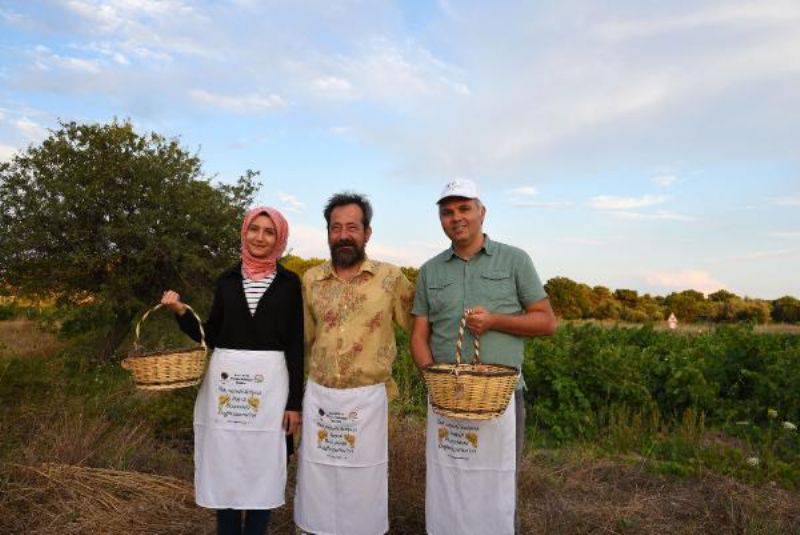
xmin=410 ymin=178 xmax=557 ymax=534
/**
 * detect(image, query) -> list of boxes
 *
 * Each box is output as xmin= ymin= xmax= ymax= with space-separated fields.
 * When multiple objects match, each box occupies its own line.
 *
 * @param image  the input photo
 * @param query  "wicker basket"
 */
xmin=121 ymin=303 xmax=207 ymax=391
xmin=423 ymin=309 xmax=519 ymax=420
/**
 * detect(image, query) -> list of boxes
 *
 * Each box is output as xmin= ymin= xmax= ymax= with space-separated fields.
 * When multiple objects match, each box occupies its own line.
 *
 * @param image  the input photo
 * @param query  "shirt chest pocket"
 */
xmin=477 ymin=270 xmax=518 ymax=311
xmin=427 ymin=278 xmax=459 ymax=317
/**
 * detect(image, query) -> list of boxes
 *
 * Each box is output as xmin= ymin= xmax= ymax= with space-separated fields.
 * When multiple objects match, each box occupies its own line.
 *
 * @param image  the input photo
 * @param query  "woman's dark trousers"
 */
xmin=217 ymin=509 xmax=272 ymax=535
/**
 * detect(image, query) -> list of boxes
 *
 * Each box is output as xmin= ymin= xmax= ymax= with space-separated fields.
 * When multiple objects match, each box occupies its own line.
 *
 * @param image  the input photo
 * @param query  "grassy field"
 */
xmin=568 ymin=318 xmax=800 ymax=335
xmin=1 ymin=318 xmax=799 ymax=534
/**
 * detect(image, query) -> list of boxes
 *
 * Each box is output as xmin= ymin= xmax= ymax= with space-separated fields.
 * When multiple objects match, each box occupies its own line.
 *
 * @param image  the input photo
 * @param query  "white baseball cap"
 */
xmin=437 ymin=178 xmax=480 ymax=204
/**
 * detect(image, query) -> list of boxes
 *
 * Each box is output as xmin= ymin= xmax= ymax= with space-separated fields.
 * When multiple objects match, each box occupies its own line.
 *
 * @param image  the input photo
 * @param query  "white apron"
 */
xmin=425 ymin=395 xmax=516 ymax=535
xmin=193 ymin=348 xmax=289 ymax=509
xmin=294 ymin=379 xmax=388 ymax=535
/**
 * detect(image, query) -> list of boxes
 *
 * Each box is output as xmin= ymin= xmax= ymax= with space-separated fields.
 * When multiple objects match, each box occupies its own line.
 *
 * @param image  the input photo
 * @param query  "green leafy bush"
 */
xmin=523 ymin=324 xmax=800 ymax=441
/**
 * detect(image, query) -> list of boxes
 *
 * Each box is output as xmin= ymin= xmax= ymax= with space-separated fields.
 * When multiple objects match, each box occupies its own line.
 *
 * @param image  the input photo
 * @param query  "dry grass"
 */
xmin=753 ymin=323 xmax=800 ymax=335
xmin=0 ymin=463 xmax=213 ymax=534
xmin=1 ymin=414 xmax=799 ymax=534
xmin=0 ymin=319 xmax=65 ymax=359
xmin=518 ymin=451 xmax=800 ymax=534
xmin=10 ymin=403 xmax=193 ymax=478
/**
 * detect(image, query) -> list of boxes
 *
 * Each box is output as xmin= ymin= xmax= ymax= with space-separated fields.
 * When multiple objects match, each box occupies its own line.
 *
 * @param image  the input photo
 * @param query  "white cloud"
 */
xmin=610 ymin=210 xmax=695 ymax=222
xmin=5 ymin=1 xmax=798 ymax=182
xmin=511 ymin=200 xmax=574 ymax=209
xmin=311 ymin=76 xmax=354 ymax=97
xmin=508 ymin=186 xmax=574 ymax=210
xmin=0 ymin=144 xmax=19 ymax=161
xmin=189 ymin=90 xmax=287 ymax=113
xmin=31 ymin=45 xmax=101 ymax=74
xmin=368 ymin=241 xmax=428 ymax=266
xmin=652 ymin=174 xmax=678 ymax=187
xmin=287 ymin=224 xmax=328 ymax=259
xmin=562 ymin=237 xmax=606 ymax=246
xmin=770 ymin=196 xmax=800 ymax=207
xmin=329 ymin=126 xmax=355 ymax=137
xmin=277 ymin=192 xmax=305 ymax=213
xmin=64 ymin=0 xmax=198 ymax=32
xmin=595 ymin=2 xmax=800 ymax=41
xmin=507 ymin=186 xmax=573 ymax=208
xmin=437 ymin=0 xmax=459 ymax=20
xmin=59 ymin=0 xmax=215 ymax=62
xmin=509 ymin=186 xmax=538 ymax=197
xmin=588 ymin=194 xmax=667 ymax=210
xmin=730 ymin=249 xmax=796 ymax=261
xmin=294 ymin=36 xmax=469 ymax=106
xmin=645 ymin=269 xmax=726 ymax=295
xmin=768 ymin=231 xmax=800 ymax=239
xmin=0 ymin=7 xmax=25 ymax=25
xmin=14 ymin=117 xmax=46 ymax=141
xmin=75 ymin=42 xmax=130 ymax=65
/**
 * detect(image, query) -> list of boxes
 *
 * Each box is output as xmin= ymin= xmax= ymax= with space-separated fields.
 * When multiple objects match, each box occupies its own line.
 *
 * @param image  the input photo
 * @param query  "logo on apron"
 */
xmin=435 ymin=417 xmax=480 ymax=460
xmin=314 ymin=406 xmax=360 ymax=460
xmin=215 ymin=371 xmax=266 ymax=425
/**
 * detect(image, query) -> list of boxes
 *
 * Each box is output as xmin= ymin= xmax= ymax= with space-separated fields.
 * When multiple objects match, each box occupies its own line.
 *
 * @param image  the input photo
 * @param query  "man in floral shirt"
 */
xmin=294 ymin=192 xmax=414 ymax=535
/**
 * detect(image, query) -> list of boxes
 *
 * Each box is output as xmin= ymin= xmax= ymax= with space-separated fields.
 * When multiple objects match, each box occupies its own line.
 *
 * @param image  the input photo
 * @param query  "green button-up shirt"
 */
xmin=412 ymin=236 xmax=547 ymax=376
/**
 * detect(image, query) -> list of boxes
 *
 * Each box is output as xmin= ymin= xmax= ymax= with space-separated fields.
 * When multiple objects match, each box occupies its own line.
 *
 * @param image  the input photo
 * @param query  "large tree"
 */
xmin=0 ymin=120 xmax=259 ymax=358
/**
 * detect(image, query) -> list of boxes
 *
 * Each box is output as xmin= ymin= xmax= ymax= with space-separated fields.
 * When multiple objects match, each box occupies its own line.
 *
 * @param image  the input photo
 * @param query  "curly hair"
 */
xmin=323 ymin=192 xmax=373 ymax=229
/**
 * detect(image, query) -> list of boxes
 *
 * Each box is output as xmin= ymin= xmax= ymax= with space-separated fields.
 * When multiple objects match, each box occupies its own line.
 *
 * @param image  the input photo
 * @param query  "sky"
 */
xmin=0 ymin=0 xmax=798 ymax=298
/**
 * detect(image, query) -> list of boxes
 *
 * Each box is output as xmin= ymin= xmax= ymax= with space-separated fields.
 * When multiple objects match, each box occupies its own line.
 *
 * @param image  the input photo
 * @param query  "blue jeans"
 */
xmin=217 ymin=509 xmax=271 ymax=535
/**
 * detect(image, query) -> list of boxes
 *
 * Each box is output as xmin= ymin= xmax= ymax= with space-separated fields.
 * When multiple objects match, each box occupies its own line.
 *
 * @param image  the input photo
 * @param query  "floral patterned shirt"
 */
xmin=302 ymin=258 xmax=415 ymax=396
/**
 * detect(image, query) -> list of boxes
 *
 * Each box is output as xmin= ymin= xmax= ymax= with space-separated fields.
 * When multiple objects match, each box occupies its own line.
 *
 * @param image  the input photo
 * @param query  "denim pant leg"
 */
xmin=243 ymin=509 xmax=271 ymax=535
xmin=217 ymin=509 xmax=241 ymax=535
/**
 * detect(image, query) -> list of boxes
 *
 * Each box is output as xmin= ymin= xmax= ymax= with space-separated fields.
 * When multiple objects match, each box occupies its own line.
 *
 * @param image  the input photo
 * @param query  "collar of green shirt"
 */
xmin=313 ymin=257 xmax=377 ymax=281
xmin=445 ymin=234 xmax=497 ymax=261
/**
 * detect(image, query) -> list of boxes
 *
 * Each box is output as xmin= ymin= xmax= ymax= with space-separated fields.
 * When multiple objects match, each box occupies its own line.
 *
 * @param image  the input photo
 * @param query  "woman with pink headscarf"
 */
xmin=162 ymin=207 xmax=303 ymax=535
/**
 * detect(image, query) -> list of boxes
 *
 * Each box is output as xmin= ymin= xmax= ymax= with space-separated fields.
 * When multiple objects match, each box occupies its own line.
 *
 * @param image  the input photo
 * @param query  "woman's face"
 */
xmin=245 ymin=214 xmax=277 ymax=259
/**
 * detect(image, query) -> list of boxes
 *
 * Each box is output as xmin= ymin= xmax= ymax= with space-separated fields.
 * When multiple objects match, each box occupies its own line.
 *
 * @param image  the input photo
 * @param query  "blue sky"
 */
xmin=1 ymin=0 xmax=798 ymax=298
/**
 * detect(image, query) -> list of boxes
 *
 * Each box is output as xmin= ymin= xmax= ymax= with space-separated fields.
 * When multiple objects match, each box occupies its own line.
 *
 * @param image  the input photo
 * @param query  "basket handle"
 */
xmin=133 ymin=303 xmax=207 ymax=353
xmin=455 ymin=308 xmax=481 ymax=366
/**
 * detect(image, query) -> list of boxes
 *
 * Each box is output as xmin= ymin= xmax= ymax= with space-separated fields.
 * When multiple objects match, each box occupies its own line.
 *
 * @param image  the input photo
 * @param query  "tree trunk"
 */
xmin=99 ymin=313 xmax=134 ymax=360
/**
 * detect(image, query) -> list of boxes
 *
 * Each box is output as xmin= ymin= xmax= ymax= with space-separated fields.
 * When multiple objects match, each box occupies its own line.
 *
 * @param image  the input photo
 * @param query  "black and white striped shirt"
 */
xmin=242 ymin=270 xmax=276 ymax=315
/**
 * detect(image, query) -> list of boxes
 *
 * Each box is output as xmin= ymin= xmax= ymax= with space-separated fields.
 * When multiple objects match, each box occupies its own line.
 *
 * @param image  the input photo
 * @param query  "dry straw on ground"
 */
xmin=518 ymin=452 xmax=800 ymax=534
xmin=2 ymin=430 xmax=800 ymax=534
xmin=0 ymin=463 xmax=213 ymax=534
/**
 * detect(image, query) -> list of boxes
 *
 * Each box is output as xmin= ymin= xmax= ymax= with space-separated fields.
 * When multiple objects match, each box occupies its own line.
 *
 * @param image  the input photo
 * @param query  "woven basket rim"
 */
xmin=122 ymin=345 xmax=205 ymax=361
xmin=425 ymin=362 xmax=519 ymax=376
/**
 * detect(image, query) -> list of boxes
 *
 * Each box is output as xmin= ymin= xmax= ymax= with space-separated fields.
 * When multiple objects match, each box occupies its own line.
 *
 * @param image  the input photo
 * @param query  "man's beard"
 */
xmin=330 ymin=239 xmax=366 ymax=268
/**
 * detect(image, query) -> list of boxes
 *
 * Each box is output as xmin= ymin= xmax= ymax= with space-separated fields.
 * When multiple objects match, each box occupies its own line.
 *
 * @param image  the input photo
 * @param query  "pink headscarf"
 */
xmin=240 ymin=206 xmax=289 ymax=280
